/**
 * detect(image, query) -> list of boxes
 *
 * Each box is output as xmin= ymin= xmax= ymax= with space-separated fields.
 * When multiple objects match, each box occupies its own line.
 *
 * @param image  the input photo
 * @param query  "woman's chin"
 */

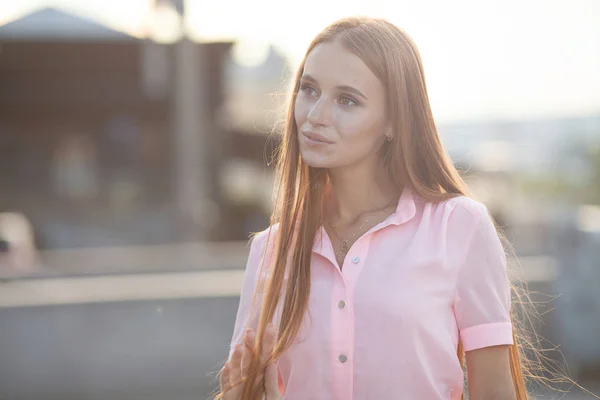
xmin=299 ymin=152 xmax=333 ymax=169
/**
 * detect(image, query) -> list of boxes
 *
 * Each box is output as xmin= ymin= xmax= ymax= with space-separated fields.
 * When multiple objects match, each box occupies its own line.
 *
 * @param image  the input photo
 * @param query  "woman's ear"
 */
xmin=385 ymin=121 xmax=393 ymax=139
xmin=384 ymin=124 xmax=394 ymax=142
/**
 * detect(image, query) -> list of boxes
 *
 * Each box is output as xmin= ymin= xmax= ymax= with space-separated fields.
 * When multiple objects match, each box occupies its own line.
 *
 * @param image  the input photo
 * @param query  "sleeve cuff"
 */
xmin=460 ymin=321 xmax=514 ymax=351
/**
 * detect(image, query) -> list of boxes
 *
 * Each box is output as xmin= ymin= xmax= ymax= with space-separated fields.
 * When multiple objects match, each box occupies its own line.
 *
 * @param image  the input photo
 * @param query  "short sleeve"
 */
xmin=453 ymin=203 xmax=513 ymax=352
xmin=228 ymin=229 xmax=271 ymax=357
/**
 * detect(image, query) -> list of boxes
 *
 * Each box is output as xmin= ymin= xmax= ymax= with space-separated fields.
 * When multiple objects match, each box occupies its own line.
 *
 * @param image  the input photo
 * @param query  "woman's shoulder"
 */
xmin=249 ymin=223 xmax=281 ymax=253
xmin=436 ymin=195 xmax=500 ymax=244
xmin=441 ymin=194 xmax=488 ymax=218
xmin=415 ymin=193 xmax=490 ymax=228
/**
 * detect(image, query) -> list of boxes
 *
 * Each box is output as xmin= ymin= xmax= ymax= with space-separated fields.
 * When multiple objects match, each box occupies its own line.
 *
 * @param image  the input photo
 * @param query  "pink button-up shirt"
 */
xmin=229 ymin=187 xmax=513 ymax=399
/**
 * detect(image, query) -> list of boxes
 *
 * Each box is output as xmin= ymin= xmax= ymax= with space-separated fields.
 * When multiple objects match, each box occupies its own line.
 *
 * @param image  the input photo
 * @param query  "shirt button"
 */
xmin=338 ymin=354 xmax=347 ymax=363
xmin=352 ymin=256 xmax=360 ymax=264
xmin=338 ymin=300 xmax=345 ymax=309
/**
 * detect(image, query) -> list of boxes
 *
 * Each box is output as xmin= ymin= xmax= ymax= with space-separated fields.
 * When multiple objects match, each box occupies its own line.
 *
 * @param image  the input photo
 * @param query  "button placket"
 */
xmin=331 ymin=288 xmax=354 ymax=400
xmin=332 ymin=281 xmax=351 ymax=373
xmin=333 ymin=236 xmax=369 ymax=399
xmin=344 ymin=234 xmax=371 ymax=276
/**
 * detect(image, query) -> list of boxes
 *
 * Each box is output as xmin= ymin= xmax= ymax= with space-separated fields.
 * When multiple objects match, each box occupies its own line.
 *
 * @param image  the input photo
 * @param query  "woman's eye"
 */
xmin=338 ymin=96 xmax=357 ymax=106
xmin=300 ymin=84 xmax=318 ymax=96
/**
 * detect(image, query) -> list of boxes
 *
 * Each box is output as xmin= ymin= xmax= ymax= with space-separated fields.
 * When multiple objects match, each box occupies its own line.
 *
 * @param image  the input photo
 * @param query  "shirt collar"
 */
xmin=389 ymin=185 xmax=417 ymax=226
xmin=312 ymin=185 xmax=416 ymax=255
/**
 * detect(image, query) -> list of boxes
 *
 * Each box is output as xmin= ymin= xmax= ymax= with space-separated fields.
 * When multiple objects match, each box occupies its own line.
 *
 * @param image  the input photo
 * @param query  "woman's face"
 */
xmin=294 ymin=40 xmax=389 ymax=169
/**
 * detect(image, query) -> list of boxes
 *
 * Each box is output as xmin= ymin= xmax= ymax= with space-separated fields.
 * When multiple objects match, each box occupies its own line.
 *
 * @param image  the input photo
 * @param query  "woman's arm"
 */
xmin=466 ymin=345 xmax=516 ymax=400
xmin=450 ymin=201 xmax=517 ymax=399
xmin=228 ymin=229 xmax=271 ymax=356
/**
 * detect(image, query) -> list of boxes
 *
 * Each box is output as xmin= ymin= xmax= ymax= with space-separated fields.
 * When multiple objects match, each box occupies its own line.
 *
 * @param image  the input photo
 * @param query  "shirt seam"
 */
xmin=460 ymin=320 xmax=512 ymax=335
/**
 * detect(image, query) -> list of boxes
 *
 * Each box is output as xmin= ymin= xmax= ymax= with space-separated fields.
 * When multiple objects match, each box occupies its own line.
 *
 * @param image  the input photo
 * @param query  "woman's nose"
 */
xmin=306 ymin=97 xmax=330 ymax=126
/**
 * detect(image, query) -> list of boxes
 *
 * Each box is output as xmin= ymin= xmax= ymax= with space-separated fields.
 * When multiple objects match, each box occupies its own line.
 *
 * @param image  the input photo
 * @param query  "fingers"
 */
xmin=219 ymin=361 xmax=232 ymax=394
xmin=221 ymin=324 xmax=278 ymax=399
xmin=262 ymin=323 xmax=277 ymax=362
xmin=229 ymin=344 xmax=243 ymax=386
xmin=244 ymin=328 xmax=256 ymax=350
xmin=241 ymin=330 xmax=255 ymax=379
xmin=262 ymin=323 xmax=280 ymax=399
xmin=264 ymin=361 xmax=281 ymax=400
xmin=220 ymin=330 xmax=252 ymax=399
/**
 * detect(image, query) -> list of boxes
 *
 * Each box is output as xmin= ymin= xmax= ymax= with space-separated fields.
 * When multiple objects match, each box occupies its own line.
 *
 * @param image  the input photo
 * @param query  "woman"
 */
xmin=217 ymin=16 xmax=528 ymax=400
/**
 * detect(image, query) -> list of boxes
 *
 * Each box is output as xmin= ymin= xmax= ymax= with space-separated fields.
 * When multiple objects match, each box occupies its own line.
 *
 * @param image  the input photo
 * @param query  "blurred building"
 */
xmin=3 ymin=7 xmax=597 ymax=252
xmin=0 ymin=7 xmax=283 ymax=249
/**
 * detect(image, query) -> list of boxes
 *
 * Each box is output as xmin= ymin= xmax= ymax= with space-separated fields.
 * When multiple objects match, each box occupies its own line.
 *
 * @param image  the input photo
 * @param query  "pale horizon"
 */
xmin=1 ymin=0 xmax=599 ymax=123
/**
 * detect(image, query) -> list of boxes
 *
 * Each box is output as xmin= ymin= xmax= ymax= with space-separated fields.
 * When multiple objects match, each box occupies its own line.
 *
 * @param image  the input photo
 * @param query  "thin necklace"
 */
xmin=328 ymin=200 xmax=396 ymax=256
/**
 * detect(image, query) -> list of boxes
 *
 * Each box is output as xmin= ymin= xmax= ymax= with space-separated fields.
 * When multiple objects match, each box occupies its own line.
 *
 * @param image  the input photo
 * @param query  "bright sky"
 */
xmin=1 ymin=0 xmax=599 ymax=123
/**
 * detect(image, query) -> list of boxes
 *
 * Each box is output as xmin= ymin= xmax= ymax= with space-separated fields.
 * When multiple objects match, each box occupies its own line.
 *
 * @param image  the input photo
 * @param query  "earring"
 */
xmin=387 ymin=134 xmax=393 ymax=142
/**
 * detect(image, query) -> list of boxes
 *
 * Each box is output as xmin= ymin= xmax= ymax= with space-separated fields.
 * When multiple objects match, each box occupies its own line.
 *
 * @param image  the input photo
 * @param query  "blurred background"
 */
xmin=0 ymin=0 xmax=599 ymax=399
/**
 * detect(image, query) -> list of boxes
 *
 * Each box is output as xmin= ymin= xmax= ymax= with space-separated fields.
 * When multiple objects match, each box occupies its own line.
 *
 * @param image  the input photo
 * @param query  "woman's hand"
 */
xmin=220 ymin=323 xmax=281 ymax=400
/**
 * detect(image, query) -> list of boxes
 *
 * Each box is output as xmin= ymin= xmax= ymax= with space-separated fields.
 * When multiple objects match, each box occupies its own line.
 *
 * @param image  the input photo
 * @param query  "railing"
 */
xmin=0 ymin=241 xmax=559 ymax=308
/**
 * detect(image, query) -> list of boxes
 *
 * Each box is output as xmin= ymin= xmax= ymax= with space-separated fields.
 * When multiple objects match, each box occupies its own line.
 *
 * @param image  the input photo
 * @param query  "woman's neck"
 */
xmin=325 ymin=162 xmax=400 ymax=226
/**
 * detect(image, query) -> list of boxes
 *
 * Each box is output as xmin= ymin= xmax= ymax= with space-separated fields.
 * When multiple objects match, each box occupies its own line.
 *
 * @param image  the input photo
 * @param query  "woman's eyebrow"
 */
xmin=301 ymin=74 xmax=369 ymax=101
xmin=336 ymin=85 xmax=368 ymax=101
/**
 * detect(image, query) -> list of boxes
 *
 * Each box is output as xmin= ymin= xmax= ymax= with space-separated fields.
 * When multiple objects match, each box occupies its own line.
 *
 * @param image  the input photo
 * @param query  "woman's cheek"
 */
xmin=294 ymin=99 xmax=310 ymax=125
xmin=331 ymin=109 xmax=359 ymax=138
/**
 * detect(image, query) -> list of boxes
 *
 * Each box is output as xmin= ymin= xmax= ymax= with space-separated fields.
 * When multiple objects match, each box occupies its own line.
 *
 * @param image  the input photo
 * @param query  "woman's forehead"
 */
xmin=303 ymin=42 xmax=382 ymax=95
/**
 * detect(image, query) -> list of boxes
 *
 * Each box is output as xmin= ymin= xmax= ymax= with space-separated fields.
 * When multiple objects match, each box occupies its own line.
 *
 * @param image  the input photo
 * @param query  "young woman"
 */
xmin=216 ymin=16 xmax=529 ymax=400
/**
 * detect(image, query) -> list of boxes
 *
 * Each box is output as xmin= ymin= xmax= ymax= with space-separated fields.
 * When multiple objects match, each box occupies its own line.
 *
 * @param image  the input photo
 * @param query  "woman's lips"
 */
xmin=302 ymin=131 xmax=333 ymax=145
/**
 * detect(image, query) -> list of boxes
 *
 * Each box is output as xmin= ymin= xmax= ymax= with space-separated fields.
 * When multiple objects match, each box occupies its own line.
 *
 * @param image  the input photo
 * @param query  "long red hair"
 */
xmin=216 ymin=16 xmax=537 ymax=399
